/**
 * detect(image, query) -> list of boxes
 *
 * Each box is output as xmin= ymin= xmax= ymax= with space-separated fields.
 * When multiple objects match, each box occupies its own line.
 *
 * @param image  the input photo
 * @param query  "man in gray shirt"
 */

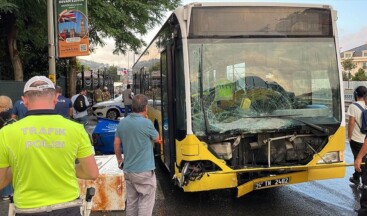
xmin=122 ymin=84 xmax=133 ymax=117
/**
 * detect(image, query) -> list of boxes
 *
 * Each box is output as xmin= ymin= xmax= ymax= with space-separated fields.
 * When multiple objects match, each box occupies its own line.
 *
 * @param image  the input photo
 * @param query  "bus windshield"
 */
xmin=189 ymin=38 xmax=341 ymax=135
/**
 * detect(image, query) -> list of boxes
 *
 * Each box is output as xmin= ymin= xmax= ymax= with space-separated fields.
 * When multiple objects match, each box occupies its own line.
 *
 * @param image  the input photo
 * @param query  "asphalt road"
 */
xmin=0 ymin=116 xmax=360 ymax=216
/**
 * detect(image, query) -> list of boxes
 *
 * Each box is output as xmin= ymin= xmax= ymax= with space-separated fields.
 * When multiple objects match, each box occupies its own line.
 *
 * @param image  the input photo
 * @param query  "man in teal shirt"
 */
xmin=114 ymin=94 xmax=159 ymax=216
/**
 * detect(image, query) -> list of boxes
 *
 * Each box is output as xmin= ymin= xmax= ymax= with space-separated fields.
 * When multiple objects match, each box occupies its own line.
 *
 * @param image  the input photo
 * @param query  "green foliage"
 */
xmin=0 ymin=1 xmax=18 ymax=13
xmin=149 ymin=62 xmax=160 ymax=72
xmin=0 ymin=0 xmax=181 ymax=80
xmin=88 ymin=0 xmax=181 ymax=54
xmin=352 ymin=68 xmax=367 ymax=81
xmin=342 ymin=71 xmax=349 ymax=81
xmin=106 ymin=65 xmax=119 ymax=82
xmin=341 ymin=58 xmax=356 ymax=72
xmin=0 ymin=0 xmax=48 ymax=80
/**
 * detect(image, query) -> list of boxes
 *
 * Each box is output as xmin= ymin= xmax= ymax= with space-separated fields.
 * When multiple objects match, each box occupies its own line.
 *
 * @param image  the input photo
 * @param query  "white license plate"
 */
xmin=254 ymin=177 xmax=290 ymax=190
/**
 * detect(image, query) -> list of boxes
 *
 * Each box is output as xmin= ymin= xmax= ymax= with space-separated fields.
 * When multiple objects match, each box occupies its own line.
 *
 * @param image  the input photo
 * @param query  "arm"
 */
xmin=76 ymin=155 xmax=99 ymax=180
xmin=355 ymin=138 xmax=367 ymax=172
xmin=0 ymin=167 xmax=12 ymax=189
xmin=153 ymin=135 xmax=160 ymax=144
xmin=85 ymin=96 xmax=90 ymax=107
xmin=68 ymin=107 xmax=73 ymax=118
xmin=348 ymin=116 xmax=356 ymax=142
xmin=114 ymin=137 xmax=123 ymax=164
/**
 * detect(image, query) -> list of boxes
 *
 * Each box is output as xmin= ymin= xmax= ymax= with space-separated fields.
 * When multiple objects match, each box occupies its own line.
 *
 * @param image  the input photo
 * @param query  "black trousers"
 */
xmin=359 ymin=158 xmax=367 ymax=216
xmin=350 ymin=139 xmax=364 ymax=179
xmin=15 ymin=206 xmax=81 ymax=216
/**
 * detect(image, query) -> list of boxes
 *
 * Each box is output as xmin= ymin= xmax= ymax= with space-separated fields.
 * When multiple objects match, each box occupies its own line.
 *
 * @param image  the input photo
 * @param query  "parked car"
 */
xmin=92 ymin=95 xmax=130 ymax=119
xmin=92 ymin=95 xmax=161 ymax=120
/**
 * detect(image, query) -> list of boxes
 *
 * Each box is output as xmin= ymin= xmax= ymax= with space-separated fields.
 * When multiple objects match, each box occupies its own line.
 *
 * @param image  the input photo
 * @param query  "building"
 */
xmin=340 ymin=43 xmax=367 ymax=75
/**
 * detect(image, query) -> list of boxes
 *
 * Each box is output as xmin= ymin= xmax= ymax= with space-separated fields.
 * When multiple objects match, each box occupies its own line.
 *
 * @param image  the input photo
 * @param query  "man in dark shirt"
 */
xmin=55 ymin=86 xmax=73 ymax=118
xmin=11 ymin=99 xmax=27 ymax=120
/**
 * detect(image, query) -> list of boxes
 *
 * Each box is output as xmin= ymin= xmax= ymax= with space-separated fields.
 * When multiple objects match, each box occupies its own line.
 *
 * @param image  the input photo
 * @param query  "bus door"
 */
xmin=160 ymin=42 xmax=176 ymax=174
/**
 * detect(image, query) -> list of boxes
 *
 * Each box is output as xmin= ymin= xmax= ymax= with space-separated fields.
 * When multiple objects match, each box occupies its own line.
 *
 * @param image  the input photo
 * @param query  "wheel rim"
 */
xmin=107 ymin=110 xmax=118 ymax=119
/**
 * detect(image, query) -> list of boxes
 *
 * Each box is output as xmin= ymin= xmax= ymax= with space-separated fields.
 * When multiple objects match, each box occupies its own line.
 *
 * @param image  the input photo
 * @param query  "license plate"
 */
xmin=254 ymin=177 xmax=290 ymax=190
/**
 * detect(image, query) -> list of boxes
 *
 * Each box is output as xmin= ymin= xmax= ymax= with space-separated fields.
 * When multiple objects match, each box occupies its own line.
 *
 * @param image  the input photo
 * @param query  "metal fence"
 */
xmin=0 ymin=81 xmax=25 ymax=103
xmin=0 ymin=77 xmax=67 ymax=104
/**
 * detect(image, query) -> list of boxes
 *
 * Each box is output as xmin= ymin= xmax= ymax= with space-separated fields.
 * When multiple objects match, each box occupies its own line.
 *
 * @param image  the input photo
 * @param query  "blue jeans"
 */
xmin=2 ymin=183 xmax=13 ymax=196
xmin=124 ymin=105 xmax=132 ymax=117
xmin=75 ymin=115 xmax=88 ymax=127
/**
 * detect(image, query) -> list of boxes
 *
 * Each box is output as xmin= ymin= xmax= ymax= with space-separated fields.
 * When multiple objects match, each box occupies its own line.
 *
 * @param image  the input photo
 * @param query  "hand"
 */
xmin=355 ymin=157 xmax=363 ymax=172
xmin=118 ymin=161 xmax=124 ymax=170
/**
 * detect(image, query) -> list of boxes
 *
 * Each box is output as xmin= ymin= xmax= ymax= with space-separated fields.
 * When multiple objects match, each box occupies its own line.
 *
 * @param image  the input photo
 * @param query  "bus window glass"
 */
xmin=188 ymin=38 xmax=341 ymax=135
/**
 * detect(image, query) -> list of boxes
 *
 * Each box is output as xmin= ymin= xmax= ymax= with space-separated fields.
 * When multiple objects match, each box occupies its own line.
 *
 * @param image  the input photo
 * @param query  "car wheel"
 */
xmin=106 ymin=109 xmax=119 ymax=120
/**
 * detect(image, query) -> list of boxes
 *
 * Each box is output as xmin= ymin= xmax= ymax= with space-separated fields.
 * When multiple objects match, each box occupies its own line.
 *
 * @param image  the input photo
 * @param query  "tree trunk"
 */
xmin=68 ymin=57 xmax=77 ymax=97
xmin=7 ymin=16 xmax=23 ymax=81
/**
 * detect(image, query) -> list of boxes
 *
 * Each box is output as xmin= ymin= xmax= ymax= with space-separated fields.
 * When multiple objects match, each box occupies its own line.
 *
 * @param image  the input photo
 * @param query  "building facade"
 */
xmin=340 ymin=43 xmax=367 ymax=75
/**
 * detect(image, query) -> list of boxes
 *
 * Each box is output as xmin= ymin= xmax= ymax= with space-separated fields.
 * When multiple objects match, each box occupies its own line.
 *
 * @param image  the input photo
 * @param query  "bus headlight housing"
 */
xmin=317 ymin=151 xmax=342 ymax=164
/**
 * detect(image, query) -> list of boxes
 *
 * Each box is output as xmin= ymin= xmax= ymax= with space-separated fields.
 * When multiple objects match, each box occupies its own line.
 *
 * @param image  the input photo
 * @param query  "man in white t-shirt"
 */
xmin=347 ymin=86 xmax=367 ymax=186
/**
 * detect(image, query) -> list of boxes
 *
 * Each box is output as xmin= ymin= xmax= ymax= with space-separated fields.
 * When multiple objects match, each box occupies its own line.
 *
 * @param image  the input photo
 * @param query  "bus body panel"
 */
xmin=172 ymin=127 xmax=346 ymax=197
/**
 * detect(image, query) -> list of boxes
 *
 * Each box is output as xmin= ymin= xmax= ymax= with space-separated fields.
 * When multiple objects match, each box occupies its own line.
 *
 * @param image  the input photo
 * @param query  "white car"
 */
xmin=92 ymin=95 xmax=129 ymax=119
xmin=92 ymin=95 xmax=161 ymax=119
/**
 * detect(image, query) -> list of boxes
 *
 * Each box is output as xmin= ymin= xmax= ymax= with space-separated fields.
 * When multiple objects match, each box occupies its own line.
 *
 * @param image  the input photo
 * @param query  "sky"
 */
xmin=79 ymin=0 xmax=367 ymax=68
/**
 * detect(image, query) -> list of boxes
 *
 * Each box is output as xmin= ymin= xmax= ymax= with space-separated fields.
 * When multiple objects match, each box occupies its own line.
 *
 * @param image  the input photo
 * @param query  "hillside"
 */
xmin=78 ymin=59 xmax=110 ymax=71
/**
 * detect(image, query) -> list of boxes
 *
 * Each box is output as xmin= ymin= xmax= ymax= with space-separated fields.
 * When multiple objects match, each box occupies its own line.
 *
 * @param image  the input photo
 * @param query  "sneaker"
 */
xmin=350 ymin=177 xmax=361 ymax=185
xmin=2 ymin=196 xmax=10 ymax=201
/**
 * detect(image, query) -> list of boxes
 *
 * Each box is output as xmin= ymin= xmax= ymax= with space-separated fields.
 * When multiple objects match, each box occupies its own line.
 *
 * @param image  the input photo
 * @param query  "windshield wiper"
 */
xmin=271 ymin=115 xmax=329 ymax=134
xmin=198 ymin=45 xmax=210 ymax=135
xmin=289 ymin=116 xmax=329 ymax=135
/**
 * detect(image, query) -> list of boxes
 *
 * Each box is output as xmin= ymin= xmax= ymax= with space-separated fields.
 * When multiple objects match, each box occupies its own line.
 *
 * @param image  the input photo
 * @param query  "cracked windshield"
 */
xmin=189 ymin=38 xmax=341 ymax=135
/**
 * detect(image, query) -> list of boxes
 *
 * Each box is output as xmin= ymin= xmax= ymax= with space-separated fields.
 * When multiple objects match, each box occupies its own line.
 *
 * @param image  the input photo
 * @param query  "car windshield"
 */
xmin=189 ymin=38 xmax=341 ymax=135
xmin=112 ymin=95 xmax=122 ymax=101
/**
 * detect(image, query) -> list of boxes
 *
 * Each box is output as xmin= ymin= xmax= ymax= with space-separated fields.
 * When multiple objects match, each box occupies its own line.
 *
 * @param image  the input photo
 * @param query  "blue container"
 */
xmin=92 ymin=117 xmax=122 ymax=154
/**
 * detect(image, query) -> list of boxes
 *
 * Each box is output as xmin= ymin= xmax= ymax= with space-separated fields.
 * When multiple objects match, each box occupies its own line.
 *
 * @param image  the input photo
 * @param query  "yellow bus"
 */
xmin=132 ymin=2 xmax=345 ymax=197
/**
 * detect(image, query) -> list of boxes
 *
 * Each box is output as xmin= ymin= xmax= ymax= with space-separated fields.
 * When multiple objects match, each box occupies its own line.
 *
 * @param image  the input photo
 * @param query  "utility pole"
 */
xmin=47 ymin=0 xmax=56 ymax=83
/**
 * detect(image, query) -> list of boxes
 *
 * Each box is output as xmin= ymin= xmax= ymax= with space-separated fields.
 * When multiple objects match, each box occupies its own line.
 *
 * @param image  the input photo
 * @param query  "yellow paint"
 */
xmin=177 ymin=127 xmax=346 ymax=197
xmin=48 ymin=74 xmax=56 ymax=83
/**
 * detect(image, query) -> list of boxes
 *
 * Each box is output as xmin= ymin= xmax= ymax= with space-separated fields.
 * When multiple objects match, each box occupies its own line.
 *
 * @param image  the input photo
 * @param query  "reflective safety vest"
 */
xmin=94 ymin=89 xmax=103 ymax=102
xmin=214 ymin=79 xmax=234 ymax=101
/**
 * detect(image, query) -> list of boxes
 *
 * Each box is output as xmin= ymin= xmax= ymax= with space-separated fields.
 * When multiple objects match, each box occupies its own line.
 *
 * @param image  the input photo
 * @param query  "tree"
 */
xmin=0 ymin=0 xmax=180 ymax=95
xmin=88 ymin=0 xmax=180 ymax=55
xmin=342 ymin=71 xmax=349 ymax=81
xmin=0 ymin=0 xmax=48 ymax=81
xmin=68 ymin=0 xmax=181 ymax=95
xmin=341 ymin=59 xmax=356 ymax=76
xmin=352 ymin=68 xmax=367 ymax=81
xmin=341 ymin=58 xmax=356 ymax=88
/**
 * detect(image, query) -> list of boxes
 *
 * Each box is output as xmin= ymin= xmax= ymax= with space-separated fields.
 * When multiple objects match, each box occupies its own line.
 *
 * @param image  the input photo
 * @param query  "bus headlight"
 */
xmin=317 ymin=151 xmax=341 ymax=164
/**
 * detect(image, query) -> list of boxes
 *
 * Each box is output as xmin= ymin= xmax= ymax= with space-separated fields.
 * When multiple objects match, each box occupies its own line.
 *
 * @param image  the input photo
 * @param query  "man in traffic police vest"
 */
xmin=0 ymin=76 xmax=99 ymax=216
